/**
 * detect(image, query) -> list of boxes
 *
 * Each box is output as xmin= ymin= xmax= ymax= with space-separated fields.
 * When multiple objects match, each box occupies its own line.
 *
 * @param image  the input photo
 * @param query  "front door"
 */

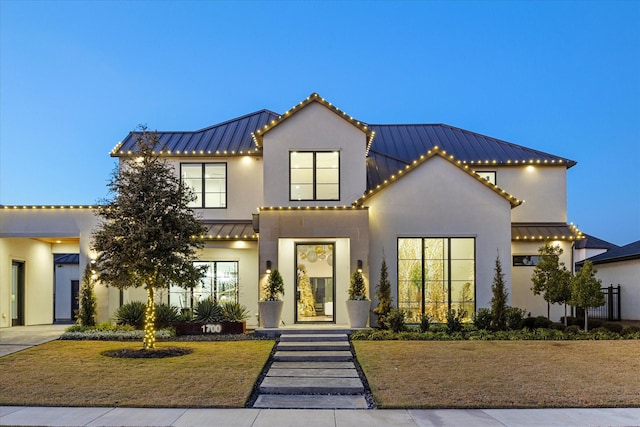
xmin=11 ymin=261 xmax=25 ymax=326
xmin=295 ymin=243 xmax=335 ymax=323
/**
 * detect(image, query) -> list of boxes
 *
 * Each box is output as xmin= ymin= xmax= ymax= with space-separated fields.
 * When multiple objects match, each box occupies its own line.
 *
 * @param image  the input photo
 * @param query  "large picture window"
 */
xmin=168 ymin=261 xmax=238 ymax=310
xmin=290 ymin=151 xmax=339 ymax=201
xmin=181 ymin=163 xmax=226 ymax=208
xmin=398 ymin=237 xmax=475 ymax=323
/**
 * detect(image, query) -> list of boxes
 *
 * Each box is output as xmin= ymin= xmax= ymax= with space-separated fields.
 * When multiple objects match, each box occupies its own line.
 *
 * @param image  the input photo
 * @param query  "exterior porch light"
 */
xmin=266 ymin=260 xmax=272 ymax=274
xmin=357 ymin=259 xmax=363 ymax=273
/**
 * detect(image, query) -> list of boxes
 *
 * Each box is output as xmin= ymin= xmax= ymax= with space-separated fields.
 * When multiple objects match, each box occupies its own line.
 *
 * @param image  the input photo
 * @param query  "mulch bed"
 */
xmin=101 ymin=347 xmax=194 ymax=359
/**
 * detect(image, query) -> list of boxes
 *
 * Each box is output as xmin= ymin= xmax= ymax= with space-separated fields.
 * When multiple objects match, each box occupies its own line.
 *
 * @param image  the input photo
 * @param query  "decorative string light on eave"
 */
xmin=355 ymin=146 xmax=523 ymax=208
xmin=512 ymin=223 xmax=585 ymax=242
xmin=252 ymin=93 xmax=373 ymax=147
xmin=2 ymin=205 xmax=98 ymax=210
xmin=463 ymin=159 xmax=565 ymax=166
xmin=191 ymin=234 xmax=258 ymax=241
xmin=114 ymin=148 xmax=258 ymax=157
xmin=259 ymin=205 xmax=367 ymax=211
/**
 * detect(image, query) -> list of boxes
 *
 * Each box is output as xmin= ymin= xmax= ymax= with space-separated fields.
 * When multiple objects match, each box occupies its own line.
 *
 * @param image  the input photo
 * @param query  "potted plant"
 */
xmin=258 ymin=269 xmax=285 ymax=328
xmin=346 ymin=268 xmax=370 ymax=328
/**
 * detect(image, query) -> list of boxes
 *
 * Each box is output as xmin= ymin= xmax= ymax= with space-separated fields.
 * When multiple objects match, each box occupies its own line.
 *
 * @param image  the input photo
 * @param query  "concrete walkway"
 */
xmin=0 ymin=324 xmax=68 ymax=356
xmin=2 ymin=406 xmax=640 ymax=426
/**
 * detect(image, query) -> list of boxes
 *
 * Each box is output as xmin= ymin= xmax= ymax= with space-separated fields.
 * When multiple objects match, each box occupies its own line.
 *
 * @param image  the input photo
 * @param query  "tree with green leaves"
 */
xmin=75 ymin=263 xmax=97 ymax=326
xmin=531 ymin=243 xmax=572 ymax=321
xmin=373 ymin=257 xmax=393 ymax=329
xmin=349 ymin=269 xmax=367 ymax=300
xmin=570 ymin=260 xmax=605 ymax=332
xmin=92 ymin=127 xmax=207 ymax=349
xmin=490 ymin=252 xmax=508 ymax=331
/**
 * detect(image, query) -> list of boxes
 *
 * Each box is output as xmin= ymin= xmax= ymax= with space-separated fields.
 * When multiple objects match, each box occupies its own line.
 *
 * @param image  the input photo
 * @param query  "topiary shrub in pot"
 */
xmin=346 ymin=268 xmax=370 ymax=328
xmin=259 ymin=269 xmax=285 ymax=328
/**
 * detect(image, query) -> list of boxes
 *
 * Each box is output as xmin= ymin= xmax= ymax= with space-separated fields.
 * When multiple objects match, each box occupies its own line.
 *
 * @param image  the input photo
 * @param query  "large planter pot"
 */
xmin=258 ymin=300 xmax=284 ymax=328
xmin=346 ymin=300 xmax=371 ymax=328
xmin=164 ymin=321 xmax=246 ymax=335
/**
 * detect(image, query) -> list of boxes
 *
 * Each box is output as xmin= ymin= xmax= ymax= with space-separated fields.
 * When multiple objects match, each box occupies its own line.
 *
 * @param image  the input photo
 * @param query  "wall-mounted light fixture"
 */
xmin=266 ymin=260 xmax=272 ymax=274
xmin=357 ymin=259 xmax=363 ymax=273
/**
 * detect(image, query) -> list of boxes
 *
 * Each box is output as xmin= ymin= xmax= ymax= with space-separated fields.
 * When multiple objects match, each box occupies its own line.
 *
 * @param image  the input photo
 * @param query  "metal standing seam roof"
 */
xmin=573 ymin=234 xmax=620 ymax=250
xmin=511 ymin=223 xmax=585 ymax=241
xmin=202 ymin=221 xmax=256 ymax=240
xmin=576 ymin=240 xmax=640 ymax=266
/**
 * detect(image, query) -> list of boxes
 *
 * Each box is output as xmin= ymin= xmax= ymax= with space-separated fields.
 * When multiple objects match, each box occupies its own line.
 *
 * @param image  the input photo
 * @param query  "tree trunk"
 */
xmin=143 ymin=286 xmax=156 ymax=350
xmin=564 ymin=304 xmax=567 ymax=326
xmin=584 ymin=309 xmax=589 ymax=333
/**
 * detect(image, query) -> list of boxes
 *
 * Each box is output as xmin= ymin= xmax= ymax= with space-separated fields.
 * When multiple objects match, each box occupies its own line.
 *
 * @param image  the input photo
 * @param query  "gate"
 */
xmin=587 ymin=285 xmax=621 ymax=321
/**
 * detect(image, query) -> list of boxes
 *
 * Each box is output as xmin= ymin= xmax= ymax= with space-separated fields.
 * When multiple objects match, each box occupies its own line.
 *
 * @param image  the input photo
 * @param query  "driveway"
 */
xmin=0 ymin=324 xmax=68 ymax=357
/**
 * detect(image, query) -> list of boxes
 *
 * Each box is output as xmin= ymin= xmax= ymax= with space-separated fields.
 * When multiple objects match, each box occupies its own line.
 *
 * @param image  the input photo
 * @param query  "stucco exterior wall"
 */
xmin=262 ymin=102 xmax=367 ymax=207
xmin=366 ymin=155 xmax=513 ymax=318
xmin=591 ymin=260 xmax=640 ymax=320
xmin=494 ymin=166 xmax=567 ymax=223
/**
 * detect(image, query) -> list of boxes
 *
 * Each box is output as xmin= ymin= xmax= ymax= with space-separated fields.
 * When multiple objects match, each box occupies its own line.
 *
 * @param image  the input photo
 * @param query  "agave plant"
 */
xmin=193 ymin=297 xmax=224 ymax=322
xmin=154 ymin=303 xmax=179 ymax=323
xmin=220 ymin=301 xmax=250 ymax=322
xmin=113 ymin=301 xmax=146 ymax=328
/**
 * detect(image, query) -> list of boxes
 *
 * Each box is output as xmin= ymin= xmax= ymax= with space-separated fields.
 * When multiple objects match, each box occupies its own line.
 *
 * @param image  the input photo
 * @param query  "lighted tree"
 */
xmin=570 ymin=261 xmax=605 ymax=332
xmin=490 ymin=253 xmax=508 ymax=330
xmin=373 ymin=257 xmax=393 ymax=328
xmin=296 ymin=265 xmax=316 ymax=317
xmin=92 ymin=127 xmax=206 ymax=349
xmin=531 ymin=243 xmax=572 ymax=320
xmin=75 ymin=263 xmax=97 ymax=326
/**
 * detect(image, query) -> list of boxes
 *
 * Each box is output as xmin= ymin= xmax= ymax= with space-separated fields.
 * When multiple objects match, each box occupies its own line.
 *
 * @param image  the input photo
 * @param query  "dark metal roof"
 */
xmin=112 ymin=110 xmax=279 ymax=157
xmin=576 ymin=240 xmax=640 ymax=266
xmin=574 ymin=234 xmax=620 ymax=250
xmin=54 ymin=254 xmax=79 ymax=264
xmin=366 ymin=124 xmax=576 ymax=190
xmin=202 ymin=221 xmax=256 ymax=240
xmin=511 ymin=223 xmax=584 ymax=241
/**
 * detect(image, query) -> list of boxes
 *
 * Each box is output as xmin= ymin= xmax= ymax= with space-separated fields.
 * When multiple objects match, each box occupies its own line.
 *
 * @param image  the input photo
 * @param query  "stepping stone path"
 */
xmin=252 ymin=329 xmax=369 ymax=409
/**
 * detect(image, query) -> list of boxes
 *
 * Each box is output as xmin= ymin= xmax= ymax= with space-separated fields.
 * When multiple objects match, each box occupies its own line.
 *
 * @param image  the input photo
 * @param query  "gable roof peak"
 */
xmin=251 ymin=92 xmax=375 ymax=147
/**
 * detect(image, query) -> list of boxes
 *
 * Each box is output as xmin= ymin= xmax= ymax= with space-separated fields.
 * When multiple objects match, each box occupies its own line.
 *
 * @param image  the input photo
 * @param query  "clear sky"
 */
xmin=1 ymin=1 xmax=638 ymax=246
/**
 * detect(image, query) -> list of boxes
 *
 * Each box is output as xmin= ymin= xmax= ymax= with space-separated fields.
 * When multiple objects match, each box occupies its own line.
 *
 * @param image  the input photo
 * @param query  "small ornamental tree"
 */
xmin=349 ymin=269 xmax=367 ymax=300
xmin=531 ymin=243 xmax=571 ymax=320
xmin=570 ymin=261 xmax=605 ymax=332
xmin=373 ymin=257 xmax=393 ymax=329
xmin=263 ymin=269 xmax=285 ymax=301
xmin=75 ymin=263 xmax=97 ymax=327
xmin=92 ymin=127 xmax=207 ymax=349
xmin=490 ymin=253 xmax=508 ymax=331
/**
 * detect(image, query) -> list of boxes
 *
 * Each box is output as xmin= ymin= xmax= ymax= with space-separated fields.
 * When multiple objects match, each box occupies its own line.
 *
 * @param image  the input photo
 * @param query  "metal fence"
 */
xmin=587 ymin=285 xmax=621 ymax=321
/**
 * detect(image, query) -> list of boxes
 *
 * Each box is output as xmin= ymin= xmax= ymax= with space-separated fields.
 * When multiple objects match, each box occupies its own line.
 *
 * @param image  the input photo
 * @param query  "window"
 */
xmin=476 ymin=171 xmax=496 ymax=185
xmin=169 ymin=261 xmax=238 ymax=310
xmin=513 ymin=255 xmax=539 ymax=266
xmin=398 ymin=237 xmax=475 ymax=323
xmin=290 ymin=151 xmax=339 ymax=201
xmin=181 ymin=163 xmax=226 ymax=208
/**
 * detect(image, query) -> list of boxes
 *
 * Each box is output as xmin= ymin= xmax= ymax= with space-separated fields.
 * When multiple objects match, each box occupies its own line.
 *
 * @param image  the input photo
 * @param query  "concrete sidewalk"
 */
xmin=2 ymin=406 xmax=640 ymax=426
xmin=0 ymin=324 xmax=68 ymax=356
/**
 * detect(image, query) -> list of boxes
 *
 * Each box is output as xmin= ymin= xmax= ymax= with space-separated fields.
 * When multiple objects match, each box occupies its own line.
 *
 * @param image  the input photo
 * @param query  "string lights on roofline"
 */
xmin=2 ymin=205 xmax=98 ymax=210
xmin=259 ymin=205 xmax=367 ymax=211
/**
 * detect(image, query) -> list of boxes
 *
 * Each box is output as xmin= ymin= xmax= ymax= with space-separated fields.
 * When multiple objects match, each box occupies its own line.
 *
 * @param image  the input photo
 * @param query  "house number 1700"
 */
xmin=201 ymin=324 xmax=222 ymax=333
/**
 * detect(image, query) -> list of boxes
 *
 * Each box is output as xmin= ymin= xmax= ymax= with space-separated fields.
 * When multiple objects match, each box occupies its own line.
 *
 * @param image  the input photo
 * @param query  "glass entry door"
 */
xmin=295 ymin=243 xmax=335 ymax=323
xmin=11 ymin=261 xmax=24 ymax=326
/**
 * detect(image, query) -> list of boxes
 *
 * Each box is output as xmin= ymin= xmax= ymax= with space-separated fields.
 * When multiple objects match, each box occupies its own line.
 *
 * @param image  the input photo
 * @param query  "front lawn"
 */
xmin=354 ymin=340 xmax=640 ymax=408
xmin=0 ymin=340 xmax=273 ymax=407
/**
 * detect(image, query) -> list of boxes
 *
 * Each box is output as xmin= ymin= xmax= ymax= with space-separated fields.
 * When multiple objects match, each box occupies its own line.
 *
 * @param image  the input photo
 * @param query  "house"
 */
xmin=576 ymin=240 xmax=640 ymax=321
xmin=1 ymin=93 xmax=594 ymax=329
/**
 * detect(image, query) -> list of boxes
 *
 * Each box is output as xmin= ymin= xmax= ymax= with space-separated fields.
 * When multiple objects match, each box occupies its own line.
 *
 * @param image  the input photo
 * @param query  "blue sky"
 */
xmin=1 ymin=1 xmax=638 ymax=246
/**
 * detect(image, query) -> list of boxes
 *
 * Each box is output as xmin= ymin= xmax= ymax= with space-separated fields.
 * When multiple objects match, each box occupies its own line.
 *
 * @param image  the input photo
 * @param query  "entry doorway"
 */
xmin=295 ymin=243 xmax=335 ymax=323
xmin=11 ymin=261 xmax=25 ymax=326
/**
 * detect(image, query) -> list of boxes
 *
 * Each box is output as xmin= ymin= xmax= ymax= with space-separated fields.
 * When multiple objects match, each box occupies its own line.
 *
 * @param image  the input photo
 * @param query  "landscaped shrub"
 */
xmin=446 ymin=309 xmax=465 ymax=334
xmin=601 ymin=322 xmax=623 ymax=334
xmin=193 ymin=297 xmax=223 ymax=322
xmin=589 ymin=327 xmax=620 ymax=340
xmin=155 ymin=303 xmax=179 ymax=324
xmin=505 ymin=307 xmax=527 ymax=330
xmin=550 ymin=322 xmax=566 ymax=331
xmin=621 ymin=326 xmax=640 ymax=337
xmin=522 ymin=316 xmax=536 ymax=330
xmin=114 ymin=301 xmax=147 ymax=328
xmin=588 ymin=319 xmax=603 ymax=329
xmin=565 ymin=325 xmax=582 ymax=334
xmin=533 ymin=316 xmax=553 ymax=329
xmin=386 ymin=308 xmax=407 ymax=333
xmin=561 ymin=316 xmax=579 ymax=326
xmin=177 ymin=309 xmax=193 ymax=322
xmin=220 ymin=301 xmax=250 ymax=322
xmin=419 ymin=314 xmax=431 ymax=333
xmin=473 ymin=308 xmax=493 ymax=330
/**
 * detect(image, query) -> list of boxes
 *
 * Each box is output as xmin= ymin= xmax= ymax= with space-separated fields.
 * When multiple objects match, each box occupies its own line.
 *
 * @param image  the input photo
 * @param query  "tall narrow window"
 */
xmin=181 ymin=163 xmax=226 ymax=208
xmin=290 ymin=151 xmax=339 ymax=201
xmin=398 ymin=237 xmax=475 ymax=323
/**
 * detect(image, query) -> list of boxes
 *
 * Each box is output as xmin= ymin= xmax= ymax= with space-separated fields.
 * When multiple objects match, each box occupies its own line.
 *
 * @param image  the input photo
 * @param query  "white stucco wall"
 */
xmin=591 ymin=260 xmax=640 ymax=320
xmin=366 ymin=155 xmax=514 ymax=319
xmin=262 ymin=102 xmax=367 ymax=207
xmin=494 ymin=166 xmax=567 ymax=223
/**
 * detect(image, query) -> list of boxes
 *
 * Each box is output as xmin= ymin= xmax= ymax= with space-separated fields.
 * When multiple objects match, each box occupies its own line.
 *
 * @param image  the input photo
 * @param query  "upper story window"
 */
xmin=477 ymin=171 xmax=496 ymax=185
xmin=290 ymin=151 xmax=340 ymax=201
xmin=181 ymin=163 xmax=227 ymax=208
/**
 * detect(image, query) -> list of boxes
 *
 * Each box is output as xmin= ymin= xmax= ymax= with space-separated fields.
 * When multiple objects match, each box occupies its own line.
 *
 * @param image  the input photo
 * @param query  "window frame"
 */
xmin=289 ymin=151 xmax=340 ymax=201
xmin=180 ymin=162 xmax=227 ymax=209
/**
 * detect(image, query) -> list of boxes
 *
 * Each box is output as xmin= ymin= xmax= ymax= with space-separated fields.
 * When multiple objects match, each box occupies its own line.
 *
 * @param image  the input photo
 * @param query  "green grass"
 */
xmin=0 ymin=340 xmax=273 ymax=407
xmin=354 ymin=340 xmax=640 ymax=409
